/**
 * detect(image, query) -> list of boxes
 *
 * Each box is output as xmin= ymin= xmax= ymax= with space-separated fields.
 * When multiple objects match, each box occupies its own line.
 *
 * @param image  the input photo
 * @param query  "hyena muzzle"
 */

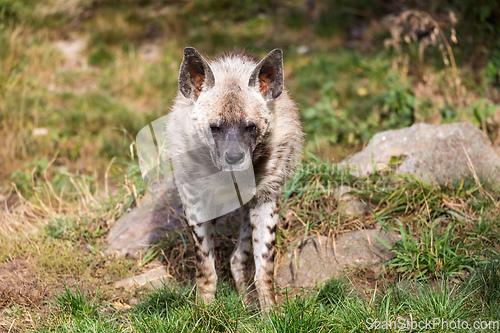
xmin=165 ymin=47 xmax=303 ymax=311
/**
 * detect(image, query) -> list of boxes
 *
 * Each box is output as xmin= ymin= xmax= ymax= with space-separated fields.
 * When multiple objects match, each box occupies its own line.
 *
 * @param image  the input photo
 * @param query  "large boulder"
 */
xmin=339 ymin=122 xmax=500 ymax=185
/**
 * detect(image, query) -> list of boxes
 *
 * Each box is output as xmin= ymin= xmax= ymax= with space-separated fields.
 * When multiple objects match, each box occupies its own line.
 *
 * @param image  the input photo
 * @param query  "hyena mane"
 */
xmin=165 ymin=47 xmax=303 ymax=311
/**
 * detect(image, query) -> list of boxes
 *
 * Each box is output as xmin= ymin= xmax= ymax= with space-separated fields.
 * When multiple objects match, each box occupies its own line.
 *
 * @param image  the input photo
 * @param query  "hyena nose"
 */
xmin=225 ymin=152 xmax=245 ymax=165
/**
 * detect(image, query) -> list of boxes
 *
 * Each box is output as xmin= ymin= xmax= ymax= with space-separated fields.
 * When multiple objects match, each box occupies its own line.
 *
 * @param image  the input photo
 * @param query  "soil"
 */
xmin=0 ymin=259 xmax=50 ymax=309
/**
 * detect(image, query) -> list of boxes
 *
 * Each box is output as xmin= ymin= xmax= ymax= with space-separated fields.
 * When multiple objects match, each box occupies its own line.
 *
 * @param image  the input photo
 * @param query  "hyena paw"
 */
xmin=197 ymin=287 xmax=217 ymax=304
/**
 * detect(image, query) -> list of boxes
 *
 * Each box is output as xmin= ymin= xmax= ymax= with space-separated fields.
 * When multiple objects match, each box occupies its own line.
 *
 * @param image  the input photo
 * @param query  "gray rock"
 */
xmin=105 ymin=176 xmax=185 ymax=258
xmin=334 ymin=185 xmax=371 ymax=216
xmin=275 ymin=224 xmax=398 ymax=288
xmin=105 ymin=175 xmax=242 ymax=258
xmin=339 ymin=123 xmax=500 ymax=185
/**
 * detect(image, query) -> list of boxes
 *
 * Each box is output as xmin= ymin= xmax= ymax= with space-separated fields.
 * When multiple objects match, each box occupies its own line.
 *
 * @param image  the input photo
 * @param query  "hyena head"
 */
xmin=178 ymin=47 xmax=284 ymax=172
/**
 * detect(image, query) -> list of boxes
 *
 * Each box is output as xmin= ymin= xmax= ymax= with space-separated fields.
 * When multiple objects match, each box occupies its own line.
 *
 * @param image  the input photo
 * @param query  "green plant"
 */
xmin=88 ymin=43 xmax=115 ymax=67
xmin=376 ymin=75 xmax=416 ymax=129
xmin=10 ymin=158 xmax=49 ymax=195
xmin=54 ymin=284 xmax=101 ymax=320
xmin=316 ymin=277 xmax=349 ymax=307
xmin=0 ymin=0 xmax=25 ymax=23
xmin=464 ymin=257 xmax=500 ymax=318
xmin=302 ymin=83 xmax=372 ymax=145
xmin=261 ymin=295 xmax=327 ymax=332
xmin=134 ymin=283 xmax=190 ymax=316
xmin=302 ymin=72 xmax=416 ymax=146
xmin=379 ymin=218 xmax=475 ymax=280
xmin=485 ymin=46 xmax=500 ymax=87
xmin=411 ymin=278 xmax=477 ymax=322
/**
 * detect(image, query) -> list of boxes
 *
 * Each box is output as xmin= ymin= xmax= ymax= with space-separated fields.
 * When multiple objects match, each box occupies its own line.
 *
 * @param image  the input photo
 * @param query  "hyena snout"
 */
xmin=218 ymin=141 xmax=249 ymax=170
xmin=225 ymin=151 xmax=245 ymax=165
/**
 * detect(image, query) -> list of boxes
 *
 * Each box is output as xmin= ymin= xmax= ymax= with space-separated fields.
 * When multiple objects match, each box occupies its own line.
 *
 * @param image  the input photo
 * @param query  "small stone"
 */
xmin=33 ymin=128 xmax=49 ymax=136
xmin=297 ymin=46 xmax=309 ymax=54
xmin=344 ymin=200 xmax=371 ymax=216
xmin=334 ymin=185 xmax=370 ymax=216
xmin=275 ymin=224 xmax=399 ymax=288
xmin=114 ymin=266 xmax=170 ymax=289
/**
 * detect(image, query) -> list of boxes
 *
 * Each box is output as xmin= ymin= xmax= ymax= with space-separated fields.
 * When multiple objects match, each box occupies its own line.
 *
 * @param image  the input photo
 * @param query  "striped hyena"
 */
xmin=165 ymin=47 xmax=303 ymax=310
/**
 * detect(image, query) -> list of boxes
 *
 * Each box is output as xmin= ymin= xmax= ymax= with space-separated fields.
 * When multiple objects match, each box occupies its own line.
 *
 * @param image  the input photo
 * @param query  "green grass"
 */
xmin=464 ymin=258 xmax=500 ymax=318
xmin=54 ymin=284 xmax=101 ymax=321
xmin=379 ymin=218 xmax=476 ymax=280
xmin=30 ymin=272 xmax=500 ymax=332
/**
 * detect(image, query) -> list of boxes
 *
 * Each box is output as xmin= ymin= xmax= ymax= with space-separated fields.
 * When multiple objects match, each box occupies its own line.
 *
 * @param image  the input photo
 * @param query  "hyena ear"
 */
xmin=248 ymin=49 xmax=284 ymax=101
xmin=179 ymin=47 xmax=215 ymax=101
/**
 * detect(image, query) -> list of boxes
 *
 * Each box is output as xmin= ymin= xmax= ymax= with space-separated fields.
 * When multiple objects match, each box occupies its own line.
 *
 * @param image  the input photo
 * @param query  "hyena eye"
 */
xmin=210 ymin=125 xmax=221 ymax=133
xmin=246 ymin=124 xmax=257 ymax=133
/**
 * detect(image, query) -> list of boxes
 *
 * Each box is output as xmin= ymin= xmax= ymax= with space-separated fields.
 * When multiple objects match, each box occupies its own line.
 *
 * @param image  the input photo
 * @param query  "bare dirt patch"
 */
xmin=0 ymin=259 xmax=50 ymax=309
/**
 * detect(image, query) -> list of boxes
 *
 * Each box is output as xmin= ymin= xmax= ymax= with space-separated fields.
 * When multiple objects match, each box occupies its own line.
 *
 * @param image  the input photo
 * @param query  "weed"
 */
xmin=132 ymin=281 xmax=252 ymax=333
xmin=375 ymin=281 xmax=412 ymax=316
xmin=87 ymin=43 xmax=115 ymax=67
xmin=412 ymin=279 xmax=477 ymax=321
xmin=379 ymin=218 xmax=475 ymax=280
xmin=376 ymin=74 xmax=415 ymax=129
xmin=133 ymin=283 xmax=190 ymax=316
xmin=54 ymin=284 xmax=101 ymax=320
xmin=0 ymin=0 xmax=26 ymax=24
xmin=316 ymin=277 xmax=349 ymax=307
xmin=485 ymin=46 xmax=500 ymax=87
xmin=262 ymin=295 xmax=327 ymax=332
xmin=464 ymin=257 xmax=500 ymax=317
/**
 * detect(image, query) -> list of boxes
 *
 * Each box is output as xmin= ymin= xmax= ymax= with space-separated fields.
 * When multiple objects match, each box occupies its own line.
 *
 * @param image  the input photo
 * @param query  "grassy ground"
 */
xmin=25 ymin=266 xmax=500 ymax=332
xmin=1 ymin=0 xmax=500 ymax=331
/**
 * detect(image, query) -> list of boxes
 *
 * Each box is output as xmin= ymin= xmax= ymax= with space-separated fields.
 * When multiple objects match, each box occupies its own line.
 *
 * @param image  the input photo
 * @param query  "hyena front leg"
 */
xmin=189 ymin=220 xmax=217 ymax=303
xmin=250 ymin=200 xmax=279 ymax=311
xmin=230 ymin=207 xmax=256 ymax=301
